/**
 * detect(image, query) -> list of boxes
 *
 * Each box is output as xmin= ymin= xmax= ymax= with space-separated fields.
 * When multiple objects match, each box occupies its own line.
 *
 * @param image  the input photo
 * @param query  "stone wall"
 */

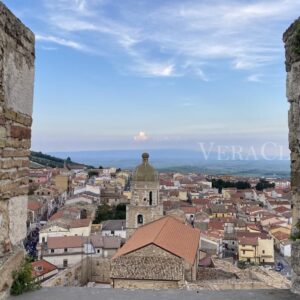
xmin=113 ymin=279 xmax=180 ymax=289
xmin=90 ymin=257 xmax=111 ymax=283
xmin=126 ymin=205 xmax=163 ymax=237
xmin=0 ymin=2 xmax=34 ymax=299
xmin=284 ymin=17 xmax=300 ymax=295
xmin=42 ymin=258 xmax=89 ymax=287
xmin=111 ymin=256 xmax=184 ymax=281
xmin=197 ymin=267 xmax=238 ymax=281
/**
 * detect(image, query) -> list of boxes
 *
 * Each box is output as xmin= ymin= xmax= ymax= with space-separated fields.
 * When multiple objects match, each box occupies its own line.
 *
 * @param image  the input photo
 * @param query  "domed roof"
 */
xmin=132 ymin=153 xmax=158 ymax=182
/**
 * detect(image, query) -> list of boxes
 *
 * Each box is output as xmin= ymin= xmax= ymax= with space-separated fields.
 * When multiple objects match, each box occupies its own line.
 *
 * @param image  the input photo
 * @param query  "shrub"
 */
xmin=10 ymin=257 xmax=40 ymax=296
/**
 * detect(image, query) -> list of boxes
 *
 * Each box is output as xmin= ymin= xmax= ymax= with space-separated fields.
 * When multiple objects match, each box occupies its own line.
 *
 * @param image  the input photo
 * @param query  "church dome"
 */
xmin=132 ymin=153 xmax=158 ymax=182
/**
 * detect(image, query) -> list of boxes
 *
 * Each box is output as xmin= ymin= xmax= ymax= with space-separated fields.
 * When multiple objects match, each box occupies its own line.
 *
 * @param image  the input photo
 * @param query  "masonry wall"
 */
xmin=42 ymin=258 xmax=89 ymax=287
xmin=0 ymin=2 xmax=35 ymax=299
xmin=284 ymin=17 xmax=300 ymax=295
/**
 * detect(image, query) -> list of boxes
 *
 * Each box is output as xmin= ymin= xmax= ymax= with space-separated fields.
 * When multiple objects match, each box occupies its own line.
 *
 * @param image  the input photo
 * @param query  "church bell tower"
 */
xmin=126 ymin=153 xmax=163 ymax=238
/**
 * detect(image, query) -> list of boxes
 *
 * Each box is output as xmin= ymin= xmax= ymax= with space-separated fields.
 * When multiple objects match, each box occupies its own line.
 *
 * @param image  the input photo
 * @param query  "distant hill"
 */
xmin=30 ymin=151 xmax=93 ymax=169
xmin=47 ymin=149 xmax=290 ymax=178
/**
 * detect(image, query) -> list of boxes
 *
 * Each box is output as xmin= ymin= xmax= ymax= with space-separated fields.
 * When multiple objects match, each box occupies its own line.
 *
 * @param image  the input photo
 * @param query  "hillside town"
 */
xmin=25 ymin=153 xmax=292 ymax=289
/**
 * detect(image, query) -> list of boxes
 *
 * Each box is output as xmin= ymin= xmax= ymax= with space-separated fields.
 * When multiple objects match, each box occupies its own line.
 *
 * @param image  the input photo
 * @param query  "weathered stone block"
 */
xmin=4 ymin=108 xmax=32 ymax=126
xmin=0 ymin=249 xmax=25 ymax=300
xmin=292 ymin=241 xmax=300 ymax=275
xmin=0 ymin=127 xmax=6 ymax=138
xmin=1 ymin=158 xmax=25 ymax=169
xmin=292 ymin=271 xmax=300 ymax=294
xmin=10 ymin=125 xmax=31 ymax=139
xmin=3 ymin=48 xmax=34 ymax=116
xmin=2 ymin=149 xmax=30 ymax=158
xmin=8 ymin=196 xmax=27 ymax=245
xmin=287 ymin=63 xmax=300 ymax=101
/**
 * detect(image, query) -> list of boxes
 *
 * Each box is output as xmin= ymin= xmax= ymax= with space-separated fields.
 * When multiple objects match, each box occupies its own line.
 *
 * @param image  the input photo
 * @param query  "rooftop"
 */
xmin=114 ymin=216 xmax=200 ymax=264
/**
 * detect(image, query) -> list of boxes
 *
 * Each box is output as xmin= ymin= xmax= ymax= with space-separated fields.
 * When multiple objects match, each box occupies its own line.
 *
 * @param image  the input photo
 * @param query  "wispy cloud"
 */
xmin=35 ymin=0 xmax=300 ymax=78
xmin=247 ymin=74 xmax=263 ymax=83
xmin=36 ymin=34 xmax=86 ymax=50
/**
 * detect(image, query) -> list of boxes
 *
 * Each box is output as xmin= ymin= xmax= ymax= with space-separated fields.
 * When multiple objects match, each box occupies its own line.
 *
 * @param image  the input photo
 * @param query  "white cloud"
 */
xmin=36 ymin=34 xmax=86 ymax=50
xmin=38 ymin=0 xmax=300 ymax=77
xmin=247 ymin=74 xmax=263 ymax=82
xmin=134 ymin=131 xmax=149 ymax=141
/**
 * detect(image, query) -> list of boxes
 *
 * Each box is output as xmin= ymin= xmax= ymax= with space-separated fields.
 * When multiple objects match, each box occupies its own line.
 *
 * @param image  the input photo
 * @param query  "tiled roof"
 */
xmin=48 ymin=236 xmax=86 ymax=249
xmin=274 ymin=206 xmax=290 ymax=214
xmin=113 ymin=216 xmax=200 ymax=264
xmin=180 ymin=206 xmax=197 ymax=214
xmin=102 ymin=219 xmax=126 ymax=231
xmin=28 ymin=200 xmax=42 ymax=211
xmin=91 ymin=235 xmax=121 ymax=249
xmin=272 ymin=231 xmax=290 ymax=242
xmin=239 ymin=236 xmax=258 ymax=246
xmin=70 ymin=218 xmax=91 ymax=228
xmin=31 ymin=259 xmax=57 ymax=278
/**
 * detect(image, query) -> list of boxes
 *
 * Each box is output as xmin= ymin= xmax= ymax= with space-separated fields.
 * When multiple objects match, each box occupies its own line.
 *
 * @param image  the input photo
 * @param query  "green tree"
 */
xmin=10 ymin=257 xmax=40 ymax=296
xmin=114 ymin=203 xmax=126 ymax=219
xmin=255 ymin=179 xmax=275 ymax=191
xmin=93 ymin=204 xmax=114 ymax=223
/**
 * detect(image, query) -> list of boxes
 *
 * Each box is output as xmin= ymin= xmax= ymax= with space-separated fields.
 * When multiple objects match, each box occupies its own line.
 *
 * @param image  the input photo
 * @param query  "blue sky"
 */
xmin=3 ymin=0 xmax=297 ymax=154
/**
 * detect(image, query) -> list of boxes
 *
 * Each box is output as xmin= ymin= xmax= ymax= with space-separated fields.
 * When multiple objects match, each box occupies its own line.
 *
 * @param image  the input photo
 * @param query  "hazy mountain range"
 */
xmin=47 ymin=149 xmax=290 ymax=178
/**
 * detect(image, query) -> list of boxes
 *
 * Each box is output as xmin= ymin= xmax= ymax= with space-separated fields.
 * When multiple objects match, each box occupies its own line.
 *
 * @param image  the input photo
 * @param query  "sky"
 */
xmin=3 ymin=0 xmax=298 ymax=154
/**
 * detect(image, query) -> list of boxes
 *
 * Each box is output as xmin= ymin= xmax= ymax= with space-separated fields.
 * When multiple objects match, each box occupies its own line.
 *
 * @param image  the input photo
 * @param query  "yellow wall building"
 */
xmin=238 ymin=237 xmax=274 ymax=264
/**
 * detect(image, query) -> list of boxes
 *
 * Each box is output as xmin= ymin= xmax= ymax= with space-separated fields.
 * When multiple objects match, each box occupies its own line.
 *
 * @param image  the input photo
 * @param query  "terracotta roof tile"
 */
xmin=31 ymin=260 xmax=57 ymax=278
xmin=48 ymin=236 xmax=86 ymax=249
xmin=70 ymin=218 xmax=91 ymax=228
xmin=28 ymin=200 xmax=42 ymax=211
xmin=113 ymin=216 xmax=200 ymax=264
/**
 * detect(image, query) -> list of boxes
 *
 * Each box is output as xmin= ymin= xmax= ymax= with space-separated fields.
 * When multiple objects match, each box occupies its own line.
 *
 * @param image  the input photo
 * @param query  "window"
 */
xmin=34 ymin=266 xmax=43 ymax=272
xmin=137 ymin=214 xmax=143 ymax=224
xmin=51 ymin=249 xmax=54 ymax=253
xmin=97 ymin=249 xmax=100 ymax=253
xmin=111 ymin=230 xmax=115 ymax=235
xmin=243 ymin=250 xmax=245 ymax=255
xmin=262 ymin=250 xmax=265 ymax=254
xmin=149 ymin=191 xmax=153 ymax=205
xmin=42 ymin=237 xmax=45 ymax=243
xmin=63 ymin=259 xmax=68 ymax=268
xmin=64 ymin=248 xmax=68 ymax=252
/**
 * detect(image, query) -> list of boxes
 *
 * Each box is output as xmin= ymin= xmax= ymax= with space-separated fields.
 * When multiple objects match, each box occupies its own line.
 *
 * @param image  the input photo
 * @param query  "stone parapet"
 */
xmin=0 ymin=1 xmax=34 ymax=299
xmin=284 ymin=17 xmax=300 ymax=295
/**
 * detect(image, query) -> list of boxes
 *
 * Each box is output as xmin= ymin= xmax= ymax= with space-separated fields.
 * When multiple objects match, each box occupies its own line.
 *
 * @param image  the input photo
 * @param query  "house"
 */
xmin=280 ymin=240 xmax=292 ymax=257
xmin=208 ymin=205 xmax=236 ymax=218
xmin=111 ymin=216 xmax=200 ymax=289
xmin=200 ymin=230 xmax=223 ymax=257
xmin=31 ymin=260 xmax=58 ymax=282
xmin=238 ymin=236 xmax=274 ymax=264
xmin=39 ymin=218 xmax=92 ymax=243
xmin=90 ymin=235 xmax=121 ymax=257
xmin=41 ymin=235 xmax=121 ymax=268
xmin=101 ymin=219 xmax=126 ymax=239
